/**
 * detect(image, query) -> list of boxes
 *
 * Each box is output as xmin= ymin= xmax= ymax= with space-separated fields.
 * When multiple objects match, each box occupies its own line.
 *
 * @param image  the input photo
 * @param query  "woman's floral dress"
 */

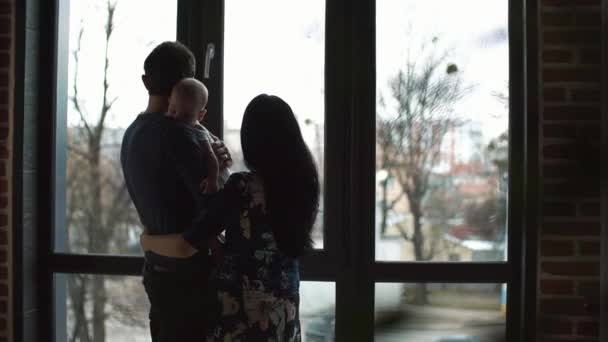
xmin=205 ymin=172 xmax=301 ymax=342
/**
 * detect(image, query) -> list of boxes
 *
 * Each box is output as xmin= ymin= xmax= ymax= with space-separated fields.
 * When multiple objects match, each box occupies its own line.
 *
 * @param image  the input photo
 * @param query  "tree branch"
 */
xmin=71 ymin=24 xmax=93 ymax=138
xmin=95 ymin=1 xmax=117 ymax=137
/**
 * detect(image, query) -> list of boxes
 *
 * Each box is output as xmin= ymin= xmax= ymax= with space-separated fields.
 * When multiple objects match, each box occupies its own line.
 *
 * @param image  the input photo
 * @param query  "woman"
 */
xmin=140 ymin=94 xmax=320 ymax=341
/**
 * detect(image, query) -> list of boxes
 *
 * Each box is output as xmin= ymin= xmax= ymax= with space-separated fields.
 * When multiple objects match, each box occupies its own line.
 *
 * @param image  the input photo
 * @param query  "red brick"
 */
xmin=542 ymin=201 xmax=577 ymax=216
xmin=544 ymin=87 xmax=567 ymax=101
xmin=570 ymin=88 xmax=600 ymax=102
xmin=542 ymin=261 xmax=599 ymax=276
xmin=543 ymin=49 xmax=573 ymax=63
xmin=0 ymin=53 xmax=8 ymax=69
xmin=543 ymin=162 xmax=591 ymax=179
xmin=540 ymin=298 xmax=587 ymax=315
xmin=542 ymin=0 xmax=600 ymax=6
xmin=543 ymin=181 xmax=599 ymax=197
xmin=543 ymin=105 xmax=600 ymax=120
xmin=543 ymin=123 xmax=577 ymax=139
xmin=578 ymin=240 xmax=599 ymax=256
xmin=540 ymin=279 xmax=574 ymax=295
xmin=0 ymin=72 xmax=8 ymax=86
xmin=541 ymin=239 xmax=575 ymax=256
xmin=542 ymin=221 xmax=599 ymax=237
xmin=0 ymin=18 xmax=8 ymax=35
xmin=543 ymin=143 xmax=581 ymax=160
xmin=0 ymin=145 xmax=8 ymax=159
xmin=542 ymin=11 xmax=574 ymax=26
xmin=0 ymin=3 xmax=10 ymax=15
xmin=0 ymin=37 xmax=9 ymax=50
xmin=580 ymin=48 xmax=601 ymax=64
xmin=543 ymin=29 xmax=601 ymax=45
xmin=543 ymin=68 xmax=600 ymax=83
xmin=541 ymin=317 xmax=573 ymax=335
xmin=577 ymin=280 xmax=599 ymax=296
xmin=573 ymin=12 xmax=601 ymax=27
xmin=578 ymin=202 xmax=599 ymax=217
xmin=577 ymin=320 xmax=599 ymax=336
xmin=580 ymin=124 xmax=601 ymax=140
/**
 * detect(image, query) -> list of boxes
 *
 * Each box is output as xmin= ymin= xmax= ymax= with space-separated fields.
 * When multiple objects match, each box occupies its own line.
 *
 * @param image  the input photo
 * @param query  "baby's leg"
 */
xmin=200 ymin=139 xmax=219 ymax=193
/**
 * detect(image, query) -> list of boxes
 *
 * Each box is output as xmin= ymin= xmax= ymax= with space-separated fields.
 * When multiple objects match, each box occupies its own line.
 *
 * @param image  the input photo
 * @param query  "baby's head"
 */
xmin=168 ymin=78 xmax=209 ymax=125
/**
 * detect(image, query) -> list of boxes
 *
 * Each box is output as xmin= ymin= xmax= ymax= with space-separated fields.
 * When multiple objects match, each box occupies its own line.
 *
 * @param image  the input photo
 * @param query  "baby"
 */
xmin=168 ymin=78 xmax=220 ymax=193
xmin=168 ymin=78 xmax=228 ymax=260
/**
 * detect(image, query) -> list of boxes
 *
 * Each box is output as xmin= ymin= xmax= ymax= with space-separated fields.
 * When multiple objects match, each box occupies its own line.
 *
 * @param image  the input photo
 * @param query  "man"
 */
xmin=120 ymin=41 xmax=230 ymax=341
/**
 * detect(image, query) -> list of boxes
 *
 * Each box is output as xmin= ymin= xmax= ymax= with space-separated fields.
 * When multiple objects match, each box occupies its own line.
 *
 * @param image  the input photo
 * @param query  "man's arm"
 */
xmin=163 ymin=123 xmax=236 ymax=250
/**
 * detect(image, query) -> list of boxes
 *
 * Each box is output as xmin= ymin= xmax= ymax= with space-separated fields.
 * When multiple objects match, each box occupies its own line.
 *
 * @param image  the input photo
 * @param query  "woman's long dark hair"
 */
xmin=241 ymin=94 xmax=320 ymax=257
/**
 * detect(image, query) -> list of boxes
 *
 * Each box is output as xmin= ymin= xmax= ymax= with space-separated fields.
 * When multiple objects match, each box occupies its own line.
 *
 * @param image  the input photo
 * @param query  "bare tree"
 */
xmin=377 ymin=39 xmax=469 ymax=304
xmin=66 ymin=2 xmax=143 ymax=341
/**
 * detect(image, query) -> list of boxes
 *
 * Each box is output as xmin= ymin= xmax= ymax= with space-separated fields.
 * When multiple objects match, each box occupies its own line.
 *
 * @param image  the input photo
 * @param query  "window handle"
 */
xmin=204 ymin=43 xmax=215 ymax=79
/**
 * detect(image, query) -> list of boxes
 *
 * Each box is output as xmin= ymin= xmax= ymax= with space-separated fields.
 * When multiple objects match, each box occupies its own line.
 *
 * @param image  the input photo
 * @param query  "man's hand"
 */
xmin=139 ymin=230 xmax=150 ymax=251
xmin=208 ymin=134 xmax=233 ymax=168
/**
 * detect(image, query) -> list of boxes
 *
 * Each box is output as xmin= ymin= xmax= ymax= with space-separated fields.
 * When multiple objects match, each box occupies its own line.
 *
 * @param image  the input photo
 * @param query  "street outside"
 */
xmin=374 ymin=305 xmax=505 ymax=342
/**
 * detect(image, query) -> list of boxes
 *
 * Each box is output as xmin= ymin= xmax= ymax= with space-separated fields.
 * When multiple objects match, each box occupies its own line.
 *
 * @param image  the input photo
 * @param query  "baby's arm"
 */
xmin=201 ymin=139 xmax=219 ymax=193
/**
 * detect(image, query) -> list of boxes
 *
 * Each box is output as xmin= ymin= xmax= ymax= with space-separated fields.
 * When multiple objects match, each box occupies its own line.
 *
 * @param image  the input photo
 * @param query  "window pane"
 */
xmin=300 ymin=282 xmax=336 ymax=342
xmin=62 ymin=275 xmax=150 ymax=342
xmin=375 ymin=283 xmax=506 ymax=341
xmin=58 ymin=275 xmax=333 ymax=342
xmin=223 ymin=0 xmax=326 ymax=248
xmin=375 ymin=0 xmax=509 ymax=262
xmin=62 ymin=1 xmax=177 ymax=254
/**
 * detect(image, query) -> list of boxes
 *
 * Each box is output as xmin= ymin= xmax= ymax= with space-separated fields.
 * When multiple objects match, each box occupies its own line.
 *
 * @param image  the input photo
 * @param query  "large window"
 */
xmin=223 ymin=0 xmax=326 ymax=247
xmin=375 ymin=0 xmax=509 ymax=263
xmin=36 ymin=0 xmax=532 ymax=341
xmin=60 ymin=0 xmax=177 ymax=256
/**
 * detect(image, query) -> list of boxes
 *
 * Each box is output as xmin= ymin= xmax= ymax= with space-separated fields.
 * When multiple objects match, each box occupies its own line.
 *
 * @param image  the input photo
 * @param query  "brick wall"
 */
xmin=0 ymin=0 xmax=10 ymax=341
xmin=539 ymin=0 xmax=602 ymax=340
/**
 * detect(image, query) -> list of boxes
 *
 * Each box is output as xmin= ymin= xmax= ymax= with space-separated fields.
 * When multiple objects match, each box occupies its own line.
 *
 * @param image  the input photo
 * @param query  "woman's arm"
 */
xmin=181 ymin=173 xmax=243 ymax=251
xmin=140 ymin=233 xmax=198 ymax=258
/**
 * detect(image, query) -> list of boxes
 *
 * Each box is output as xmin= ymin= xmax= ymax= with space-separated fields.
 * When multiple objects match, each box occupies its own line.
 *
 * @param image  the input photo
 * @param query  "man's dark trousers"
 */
xmin=143 ymin=256 xmax=215 ymax=342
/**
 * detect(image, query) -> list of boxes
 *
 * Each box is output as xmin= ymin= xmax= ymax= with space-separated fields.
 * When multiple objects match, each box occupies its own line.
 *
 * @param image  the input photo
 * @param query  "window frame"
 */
xmin=601 ymin=0 xmax=608 ymax=338
xmin=12 ymin=0 xmax=540 ymax=341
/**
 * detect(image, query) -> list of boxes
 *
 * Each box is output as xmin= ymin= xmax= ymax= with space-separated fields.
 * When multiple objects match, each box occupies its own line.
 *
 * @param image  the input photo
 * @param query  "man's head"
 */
xmin=142 ymin=41 xmax=196 ymax=97
xmin=168 ymin=78 xmax=209 ymax=124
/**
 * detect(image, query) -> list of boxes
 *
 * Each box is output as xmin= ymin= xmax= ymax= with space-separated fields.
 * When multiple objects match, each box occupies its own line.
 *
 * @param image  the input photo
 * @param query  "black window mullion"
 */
xmin=50 ymin=254 xmax=144 ymax=276
xmin=506 ymin=0 xmax=527 ymax=340
xmin=178 ymin=0 xmax=225 ymax=138
xmin=326 ymin=0 xmax=356 ymax=340
xmin=332 ymin=0 xmax=376 ymax=340
xmin=602 ymin=0 xmax=608 ymax=336
xmin=198 ymin=0 xmax=224 ymax=138
xmin=524 ymin=0 xmax=541 ymax=339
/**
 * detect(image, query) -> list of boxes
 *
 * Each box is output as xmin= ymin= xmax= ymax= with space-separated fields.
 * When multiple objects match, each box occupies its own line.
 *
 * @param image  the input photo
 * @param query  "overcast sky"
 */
xmin=66 ymin=0 xmax=508 ymax=149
